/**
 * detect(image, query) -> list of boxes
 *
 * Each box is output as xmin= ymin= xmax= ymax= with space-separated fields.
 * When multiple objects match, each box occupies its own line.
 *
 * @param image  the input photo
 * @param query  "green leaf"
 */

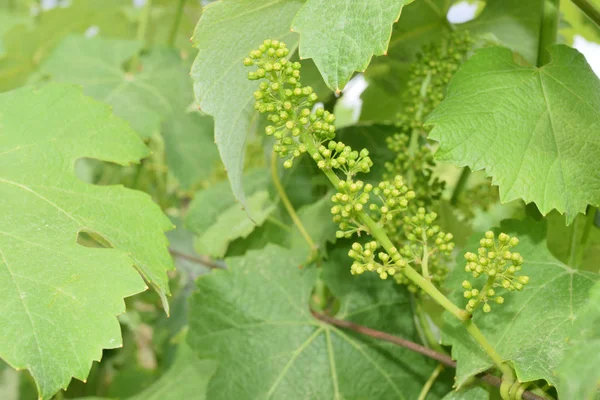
xmin=190 ymin=0 xmax=303 ymax=211
xmin=427 ymin=45 xmax=600 ymax=222
xmin=0 ymin=1 xmax=135 ymax=91
xmin=161 ymin=111 xmax=218 ymax=189
xmin=556 ymin=282 xmax=600 ymax=400
xmin=128 ymin=343 xmax=217 ymax=400
xmin=188 ymin=245 xmax=445 ymax=400
xmin=36 ymin=35 xmax=218 ymax=187
xmin=441 ymin=218 xmax=599 ymax=389
xmin=185 ymin=169 xmax=271 ymax=258
xmin=194 ymin=190 xmax=276 ymax=258
xmin=291 ymin=0 xmax=411 ymax=92
xmin=461 ymin=0 xmax=543 ymax=64
xmin=0 ymin=84 xmax=173 ymax=399
xmin=0 ymin=11 xmax=29 ymax=57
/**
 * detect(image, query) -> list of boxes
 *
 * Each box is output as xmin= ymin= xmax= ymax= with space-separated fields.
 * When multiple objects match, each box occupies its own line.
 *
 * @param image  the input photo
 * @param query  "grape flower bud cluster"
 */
xmin=245 ymin=40 xmax=335 ymax=168
xmin=394 ymin=208 xmax=454 ymax=292
xmin=349 ymin=241 xmax=406 ymax=280
xmin=462 ymin=232 xmax=529 ymax=313
xmin=245 ymin=40 xmax=456 ymax=295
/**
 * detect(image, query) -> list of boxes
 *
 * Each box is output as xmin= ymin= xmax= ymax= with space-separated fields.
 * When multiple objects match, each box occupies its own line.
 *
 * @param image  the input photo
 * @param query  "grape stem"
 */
xmin=270 ymin=151 xmax=317 ymax=253
xmin=450 ymin=167 xmax=471 ymax=206
xmin=576 ymin=206 xmax=597 ymax=268
xmin=421 ymin=231 xmax=431 ymax=280
xmin=571 ymin=0 xmax=600 ymax=27
xmin=168 ymin=0 xmax=186 ymax=46
xmin=417 ymin=364 xmax=444 ymax=400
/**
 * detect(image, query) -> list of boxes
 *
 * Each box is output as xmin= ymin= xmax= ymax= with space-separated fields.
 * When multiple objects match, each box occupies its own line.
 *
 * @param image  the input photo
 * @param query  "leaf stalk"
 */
xmin=571 ymin=0 xmax=600 ymax=28
xmin=537 ymin=0 xmax=560 ymax=66
xmin=168 ymin=0 xmax=187 ymax=46
xmin=270 ymin=151 xmax=317 ymax=253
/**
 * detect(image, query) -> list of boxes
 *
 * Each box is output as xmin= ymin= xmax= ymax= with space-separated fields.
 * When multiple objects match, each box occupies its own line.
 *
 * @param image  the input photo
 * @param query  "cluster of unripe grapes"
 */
xmin=462 ymin=232 xmax=529 ymax=313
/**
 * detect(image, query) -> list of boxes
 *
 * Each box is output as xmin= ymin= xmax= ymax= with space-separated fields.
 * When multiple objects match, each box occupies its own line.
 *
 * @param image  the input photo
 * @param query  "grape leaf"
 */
xmin=427 ymin=45 xmax=600 ymax=222
xmin=194 ymin=190 xmax=276 ymax=258
xmin=128 ymin=343 xmax=217 ymax=400
xmin=0 ymin=1 xmax=135 ymax=91
xmin=441 ymin=218 xmax=599 ymax=389
xmin=461 ymin=0 xmax=543 ymax=64
xmin=185 ymin=169 xmax=271 ymax=258
xmin=0 ymin=84 xmax=173 ymax=399
xmin=0 ymin=11 xmax=29 ymax=57
xmin=188 ymin=244 xmax=445 ymax=400
xmin=556 ymin=281 xmax=600 ymax=400
xmin=190 ymin=0 xmax=303 ymax=212
xmin=36 ymin=35 xmax=218 ymax=187
xmin=291 ymin=0 xmax=411 ymax=92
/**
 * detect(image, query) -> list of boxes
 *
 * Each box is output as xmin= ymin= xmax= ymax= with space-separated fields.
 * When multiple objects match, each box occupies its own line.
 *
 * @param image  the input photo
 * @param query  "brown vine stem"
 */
xmin=311 ymin=311 xmax=546 ymax=400
xmin=168 ymin=248 xmax=225 ymax=269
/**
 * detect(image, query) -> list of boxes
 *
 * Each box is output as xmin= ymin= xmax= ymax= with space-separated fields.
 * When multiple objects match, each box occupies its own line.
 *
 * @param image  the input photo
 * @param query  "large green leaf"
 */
xmin=556 ymin=282 xmax=600 ymax=400
xmin=0 ymin=84 xmax=173 ymax=399
xmin=190 ymin=0 xmax=303 ymax=211
xmin=291 ymin=0 xmax=411 ymax=92
xmin=441 ymin=219 xmax=598 ymax=390
xmin=427 ymin=45 xmax=600 ymax=222
xmin=188 ymin=244 xmax=445 ymax=399
xmin=36 ymin=35 xmax=218 ymax=187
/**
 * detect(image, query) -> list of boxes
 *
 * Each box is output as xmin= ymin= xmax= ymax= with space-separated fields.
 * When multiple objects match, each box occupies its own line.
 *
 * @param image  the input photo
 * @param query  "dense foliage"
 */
xmin=0 ymin=0 xmax=599 ymax=399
